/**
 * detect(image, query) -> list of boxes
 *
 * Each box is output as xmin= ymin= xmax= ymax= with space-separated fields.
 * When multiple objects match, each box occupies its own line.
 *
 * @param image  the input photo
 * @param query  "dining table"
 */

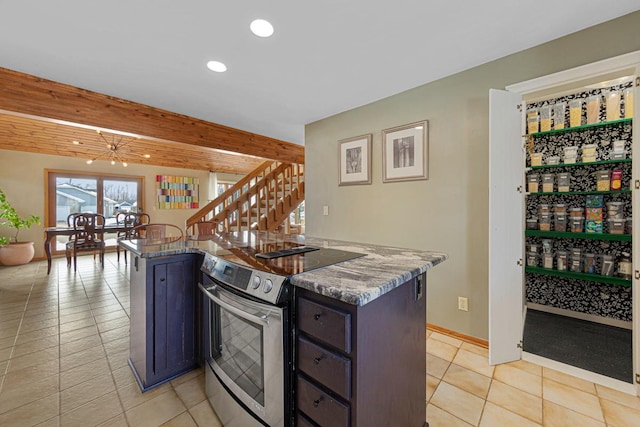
xmin=44 ymin=224 xmax=129 ymax=274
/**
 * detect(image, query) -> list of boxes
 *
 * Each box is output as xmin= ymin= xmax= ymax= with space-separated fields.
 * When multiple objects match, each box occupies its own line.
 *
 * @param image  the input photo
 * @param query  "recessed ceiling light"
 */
xmin=144 ymin=154 xmax=151 ymax=158
xmin=207 ymin=61 xmax=227 ymax=73
xmin=250 ymin=19 xmax=274 ymax=37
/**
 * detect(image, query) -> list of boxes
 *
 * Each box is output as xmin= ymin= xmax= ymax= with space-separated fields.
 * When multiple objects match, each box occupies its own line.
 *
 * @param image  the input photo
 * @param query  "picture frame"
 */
xmin=338 ymin=134 xmax=372 ymax=186
xmin=382 ymin=120 xmax=428 ymax=183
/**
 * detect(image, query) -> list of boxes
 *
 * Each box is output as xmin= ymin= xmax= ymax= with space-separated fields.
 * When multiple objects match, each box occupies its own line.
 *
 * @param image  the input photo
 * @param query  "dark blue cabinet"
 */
xmin=129 ymin=254 xmax=198 ymax=391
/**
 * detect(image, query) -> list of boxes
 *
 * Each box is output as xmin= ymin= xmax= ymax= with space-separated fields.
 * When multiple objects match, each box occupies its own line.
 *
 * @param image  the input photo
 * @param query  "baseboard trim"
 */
xmin=426 ymin=323 xmax=488 ymax=349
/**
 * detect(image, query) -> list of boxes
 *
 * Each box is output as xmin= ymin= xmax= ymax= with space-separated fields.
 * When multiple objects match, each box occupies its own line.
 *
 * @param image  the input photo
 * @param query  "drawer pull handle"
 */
xmin=313 ymin=397 xmax=323 ymax=408
xmin=314 ymin=355 xmax=324 ymax=364
xmin=314 ymin=313 xmax=322 ymax=320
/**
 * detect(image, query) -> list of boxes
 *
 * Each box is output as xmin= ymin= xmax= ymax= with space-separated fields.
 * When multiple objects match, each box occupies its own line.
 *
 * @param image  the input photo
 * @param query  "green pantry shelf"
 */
xmin=529 ymin=118 xmax=633 ymax=137
xmin=527 ymin=190 xmax=631 ymax=196
xmin=525 ymin=230 xmax=632 ymax=242
xmin=524 ymin=232 xmax=632 ymax=287
xmin=525 ymin=266 xmax=631 ymax=287
xmin=529 ymin=158 xmax=632 ymax=171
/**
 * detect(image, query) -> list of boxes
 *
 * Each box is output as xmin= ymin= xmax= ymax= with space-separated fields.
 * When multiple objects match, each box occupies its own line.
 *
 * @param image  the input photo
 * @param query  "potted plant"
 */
xmin=0 ymin=188 xmax=40 ymax=265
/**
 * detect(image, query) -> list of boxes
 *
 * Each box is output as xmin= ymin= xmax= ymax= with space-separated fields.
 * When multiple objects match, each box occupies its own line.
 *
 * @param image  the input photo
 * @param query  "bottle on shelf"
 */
xmin=617 ymin=252 xmax=632 ymax=279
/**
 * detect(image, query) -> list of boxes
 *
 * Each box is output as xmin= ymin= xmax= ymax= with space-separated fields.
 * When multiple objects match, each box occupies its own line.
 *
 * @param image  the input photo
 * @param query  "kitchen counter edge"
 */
xmin=119 ymin=237 xmax=448 ymax=306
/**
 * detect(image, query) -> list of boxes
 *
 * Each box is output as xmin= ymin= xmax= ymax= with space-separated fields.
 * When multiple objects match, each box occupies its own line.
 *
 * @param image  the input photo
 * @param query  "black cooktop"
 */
xmin=206 ymin=233 xmax=366 ymax=277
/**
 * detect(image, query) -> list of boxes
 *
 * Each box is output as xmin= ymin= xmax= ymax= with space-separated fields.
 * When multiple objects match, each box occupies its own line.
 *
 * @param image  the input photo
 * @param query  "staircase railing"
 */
xmin=186 ymin=161 xmax=304 ymax=235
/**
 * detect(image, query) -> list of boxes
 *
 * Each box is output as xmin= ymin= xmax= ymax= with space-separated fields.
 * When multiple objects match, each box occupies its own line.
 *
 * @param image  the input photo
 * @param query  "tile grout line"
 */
xmin=0 ymin=263 xmax=39 ymax=401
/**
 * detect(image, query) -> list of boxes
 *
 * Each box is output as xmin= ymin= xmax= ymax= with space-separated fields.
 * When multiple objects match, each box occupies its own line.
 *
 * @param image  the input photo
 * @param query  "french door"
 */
xmin=46 ymin=170 xmax=144 ymax=254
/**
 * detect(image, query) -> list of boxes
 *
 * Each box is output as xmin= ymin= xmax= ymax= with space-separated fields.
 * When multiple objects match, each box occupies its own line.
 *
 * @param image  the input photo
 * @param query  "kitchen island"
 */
xmin=120 ymin=232 xmax=447 ymax=427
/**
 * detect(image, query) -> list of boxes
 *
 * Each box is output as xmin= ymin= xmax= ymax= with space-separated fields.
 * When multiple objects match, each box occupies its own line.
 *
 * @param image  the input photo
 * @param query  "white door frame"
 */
xmin=499 ymin=50 xmax=640 ymax=395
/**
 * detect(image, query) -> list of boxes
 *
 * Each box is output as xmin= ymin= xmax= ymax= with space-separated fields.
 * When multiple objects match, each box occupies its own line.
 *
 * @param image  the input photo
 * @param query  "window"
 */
xmin=46 ymin=170 xmax=144 ymax=253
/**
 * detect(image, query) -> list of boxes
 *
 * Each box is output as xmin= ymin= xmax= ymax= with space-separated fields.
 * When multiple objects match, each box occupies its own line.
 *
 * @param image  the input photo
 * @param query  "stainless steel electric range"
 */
xmin=198 ymin=232 xmax=365 ymax=427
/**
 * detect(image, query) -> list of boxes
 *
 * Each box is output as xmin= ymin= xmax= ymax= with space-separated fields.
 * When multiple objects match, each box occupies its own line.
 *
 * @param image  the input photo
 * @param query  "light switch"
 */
xmin=323 ymin=205 xmax=329 ymax=216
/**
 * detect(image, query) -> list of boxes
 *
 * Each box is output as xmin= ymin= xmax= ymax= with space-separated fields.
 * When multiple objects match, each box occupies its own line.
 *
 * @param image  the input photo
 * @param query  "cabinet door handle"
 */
xmin=160 ymin=278 xmax=166 ymax=282
xmin=313 ymin=313 xmax=322 ymax=320
xmin=313 ymin=397 xmax=323 ymax=408
xmin=314 ymin=354 xmax=324 ymax=365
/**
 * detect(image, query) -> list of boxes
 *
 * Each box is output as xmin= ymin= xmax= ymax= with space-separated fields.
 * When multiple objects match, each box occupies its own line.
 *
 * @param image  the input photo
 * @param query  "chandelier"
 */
xmin=74 ymin=130 xmax=148 ymax=167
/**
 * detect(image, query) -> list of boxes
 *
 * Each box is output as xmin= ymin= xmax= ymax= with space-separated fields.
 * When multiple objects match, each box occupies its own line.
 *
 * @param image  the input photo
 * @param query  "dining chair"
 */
xmin=193 ymin=220 xmax=219 ymax=237
xmin=65 ymin=213 xmax=106 ymax=272
xmin=116 ymin=212 xmax=151 ymax=263
xmin=127 ymin=223 xmax=183 ymax=245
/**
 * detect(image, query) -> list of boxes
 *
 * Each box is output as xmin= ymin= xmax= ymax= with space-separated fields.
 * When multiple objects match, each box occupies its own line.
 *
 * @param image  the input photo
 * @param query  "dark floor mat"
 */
xmin=523 ymin=309 xmax=632 ymax=383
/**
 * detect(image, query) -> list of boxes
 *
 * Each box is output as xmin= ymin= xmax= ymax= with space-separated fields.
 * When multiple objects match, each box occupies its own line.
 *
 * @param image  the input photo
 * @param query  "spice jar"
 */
xmin=623 ymin=87 xmax=634 ymax=118
xmin=526 ymin=218 xmax=539 ymax=230
xmin=605 ymin=90 xmax=621 ymax=121
xmin=608 ymin=218 xmax=626 ymax=234
xmin=569 ymin=207 xmax=584 ymax=218
xmin=557 ymin=173 xmax=571 ymax=192
xmin=583 ymin=253 xmax=597 ymax=274
xmin=570 ymin=216 xmax=584 ymax=233
xmin=554 ymin=203 xmax=567 ymax=213
xmin=543 ymin=253 xmax=554 ymax=269
xmin=569 ymin=99 xmax=582 ymax=127
xmin=595 ymin=170 xmax=611 ymax=191
xmin=553 ymin=102 xmax=566 ymax=129
xmin=542 ymin=173 xmax=555 ymax=193
xmin=554 ymin=213 xmax=567 ymax=232
xmin=586 ymin=95 xmax=601 ymax=124
xmin=546 ymin=156 xmax=560 ymax=165
xmin=538 ymin=204 xmax=552 ymax=214
xmin=606 ymin=201 xmax=624 ymax=219
xmin=530 ymin=152 xmax=543 ymax=167
xmin=526 ymin=252 xmax=539 ymax=267
xmin=527 ymin=115 xmax=539 ymax=134
xmin=570 ymin=248 xmax=582 ymax=272
xmin=611 ymin=169 xmax=622 ymax=191
xmin=581 ymin=144 xmax=598 ymax=163
xmin=527 ymin=174 xmax=540 ymax=193
xmin=540 ymin=105 xmax=552 ymax=132
xmin=601 ymin=254 xmax=615 ymax=276
xmin=617 ymin=252 xmax=632 ymax=279
xmin=556 ymin=251 xmax=569 ymax=271
xmin=539 ymin=213 xmax=553 ymax=231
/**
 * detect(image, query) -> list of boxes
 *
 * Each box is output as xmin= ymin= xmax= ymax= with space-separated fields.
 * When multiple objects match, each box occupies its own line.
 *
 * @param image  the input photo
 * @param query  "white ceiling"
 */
xmin=1 ymin=1 xmax=639 ymax=145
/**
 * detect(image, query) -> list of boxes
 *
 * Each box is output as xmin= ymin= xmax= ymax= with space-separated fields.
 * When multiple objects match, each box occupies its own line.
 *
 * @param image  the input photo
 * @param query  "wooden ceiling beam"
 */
xmin=0 ymin=67 xmax=305 ymax=164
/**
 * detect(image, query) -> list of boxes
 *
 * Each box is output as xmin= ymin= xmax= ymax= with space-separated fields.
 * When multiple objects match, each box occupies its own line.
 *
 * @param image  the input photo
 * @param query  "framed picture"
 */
xmin=338 ymin=134 xmax=372 ymax=186
xmin=382 ymin=120 xmax=428 ymax=183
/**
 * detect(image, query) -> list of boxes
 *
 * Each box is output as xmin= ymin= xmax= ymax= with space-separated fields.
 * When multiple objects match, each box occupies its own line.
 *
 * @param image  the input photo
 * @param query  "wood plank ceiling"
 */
xmin=0 ymin=68 xmax=305 ymax=175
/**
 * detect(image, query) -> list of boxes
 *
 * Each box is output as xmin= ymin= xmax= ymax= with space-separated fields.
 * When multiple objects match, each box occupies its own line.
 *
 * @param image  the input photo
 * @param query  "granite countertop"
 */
xmin=119 ymin=233 xmax=447 ymax=306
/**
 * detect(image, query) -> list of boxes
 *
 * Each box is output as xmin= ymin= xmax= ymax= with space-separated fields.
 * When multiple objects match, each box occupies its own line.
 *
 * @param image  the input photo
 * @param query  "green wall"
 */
xmin=304 ymin=11 xmax=640 ymax=339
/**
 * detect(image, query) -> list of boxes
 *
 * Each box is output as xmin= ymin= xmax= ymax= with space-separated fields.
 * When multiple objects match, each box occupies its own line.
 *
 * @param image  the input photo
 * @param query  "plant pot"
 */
xmin=0 ymin=241 xmax=35 ymax=266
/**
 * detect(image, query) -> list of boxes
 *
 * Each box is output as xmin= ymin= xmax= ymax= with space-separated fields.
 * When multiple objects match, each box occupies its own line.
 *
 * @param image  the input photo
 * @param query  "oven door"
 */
xmin=199 ymin=282 xmax=285 ymax=427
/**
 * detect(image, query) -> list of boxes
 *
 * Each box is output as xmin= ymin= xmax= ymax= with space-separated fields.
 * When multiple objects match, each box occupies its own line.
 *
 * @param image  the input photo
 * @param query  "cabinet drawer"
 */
xmin=296 ymin=412 xmax=317 ymax=427
xmin=298 ymin=335 xmax=351 ymax=399
xmin=297 ymin=376 xmax=350 ymax=427
xmin=298 ymin=297 xmax=351 ymax=353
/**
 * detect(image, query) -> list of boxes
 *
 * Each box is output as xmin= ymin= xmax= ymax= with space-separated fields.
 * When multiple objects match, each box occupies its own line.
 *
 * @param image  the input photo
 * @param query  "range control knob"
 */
xmin=251 ymin=276 xmax=261 ymax=289
xmin=263 ymin=279 xmax=273 ymax=293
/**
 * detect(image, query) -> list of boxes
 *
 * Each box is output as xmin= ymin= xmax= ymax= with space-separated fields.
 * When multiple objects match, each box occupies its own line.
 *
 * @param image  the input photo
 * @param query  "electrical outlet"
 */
xmin=323 ymin=205 xmax=329 ymax=216
xmin=458 ymin=297 xmax=469 ymax=311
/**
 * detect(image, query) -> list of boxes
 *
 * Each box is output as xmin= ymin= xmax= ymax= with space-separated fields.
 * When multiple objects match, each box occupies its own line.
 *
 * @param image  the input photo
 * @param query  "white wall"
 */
xmin=0 ymin=149 xmax=211 ymax=260
xmin=304 ymin=11 xmax=640 ymax=339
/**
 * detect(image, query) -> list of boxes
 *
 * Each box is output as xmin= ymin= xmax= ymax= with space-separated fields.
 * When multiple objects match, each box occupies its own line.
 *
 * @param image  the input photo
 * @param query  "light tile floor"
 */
xmin=0 ymin=254 xmax=639 ymax=426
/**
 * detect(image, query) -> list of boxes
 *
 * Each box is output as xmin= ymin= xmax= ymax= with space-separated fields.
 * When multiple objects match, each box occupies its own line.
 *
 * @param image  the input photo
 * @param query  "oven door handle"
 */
xmin=199 ymin=283 xmax=269 ymax=326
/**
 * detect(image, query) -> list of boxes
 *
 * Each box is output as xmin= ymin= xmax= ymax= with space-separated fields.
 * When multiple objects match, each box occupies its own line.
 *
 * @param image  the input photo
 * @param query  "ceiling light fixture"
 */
xmin=83 ymin=130 xmax=141 ymax=167
xmin=250 ymin=19 xmax=274 ymax=37
xmin=207 ymin=60 xmax=227 ymax=73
